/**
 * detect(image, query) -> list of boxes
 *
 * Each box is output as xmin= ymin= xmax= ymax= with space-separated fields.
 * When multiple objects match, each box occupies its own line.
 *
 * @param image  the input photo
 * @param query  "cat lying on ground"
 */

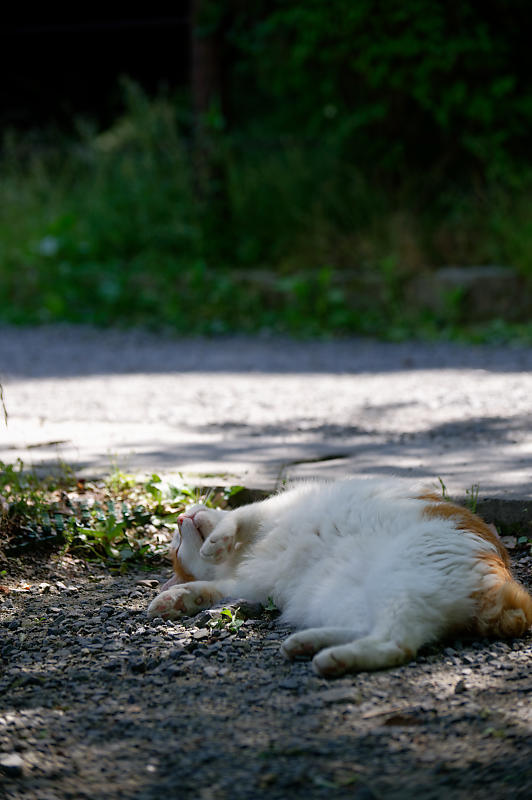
xmin=147 ymin=478 xmax=532 ymax=677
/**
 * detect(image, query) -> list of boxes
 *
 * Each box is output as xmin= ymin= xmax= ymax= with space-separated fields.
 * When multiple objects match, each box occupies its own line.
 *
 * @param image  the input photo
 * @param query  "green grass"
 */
xmin=1 ymin=84 xmax=532 ymax=340
xmin=0 ymin=460 xmax=240 ymax=570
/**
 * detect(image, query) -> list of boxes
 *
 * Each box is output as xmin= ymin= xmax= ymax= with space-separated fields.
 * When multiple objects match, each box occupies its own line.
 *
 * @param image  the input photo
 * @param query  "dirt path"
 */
xmin=2 ymin=325 xmax=532 ymax=499
xmin=1 ymin=551 xmax=531 ymax=800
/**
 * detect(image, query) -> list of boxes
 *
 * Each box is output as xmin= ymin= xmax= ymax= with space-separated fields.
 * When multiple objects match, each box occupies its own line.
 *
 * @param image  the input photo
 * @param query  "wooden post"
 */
xmin=189 ymin=0 xmax=231 ymax=256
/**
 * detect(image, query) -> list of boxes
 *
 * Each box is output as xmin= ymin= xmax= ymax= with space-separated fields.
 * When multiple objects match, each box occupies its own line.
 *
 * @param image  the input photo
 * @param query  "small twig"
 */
xmin=362 ymin=704 xmax=421 ymax=720
xmin=0 ymin=383 xmax=7 ymax=425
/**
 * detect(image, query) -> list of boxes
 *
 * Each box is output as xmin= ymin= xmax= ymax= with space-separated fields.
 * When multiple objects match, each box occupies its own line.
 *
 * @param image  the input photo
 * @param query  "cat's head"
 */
xmin=160 ymin=504 xmax=228 ymax=590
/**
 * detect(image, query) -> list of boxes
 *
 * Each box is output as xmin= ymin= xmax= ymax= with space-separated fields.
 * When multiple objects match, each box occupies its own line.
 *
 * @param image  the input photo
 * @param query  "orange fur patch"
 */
xmin=171 ymin=548 xmax=195 ymax=584
xmin=418 ymin=491 xmax=532 ymax=638
xmin=417 ymin=491 xmax=510 ymax=566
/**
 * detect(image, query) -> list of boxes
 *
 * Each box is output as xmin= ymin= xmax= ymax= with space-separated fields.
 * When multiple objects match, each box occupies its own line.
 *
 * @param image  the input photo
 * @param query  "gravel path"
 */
xmin=1 ymin=549 xmax=531 ymax=800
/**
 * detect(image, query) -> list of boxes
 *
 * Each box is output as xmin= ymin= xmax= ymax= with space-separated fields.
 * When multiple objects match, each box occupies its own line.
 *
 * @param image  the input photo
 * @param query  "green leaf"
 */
xmin=224 ymin=485 xmax=244 ymax=500
xmin=263 ymin=597 xmax=278 ymax=612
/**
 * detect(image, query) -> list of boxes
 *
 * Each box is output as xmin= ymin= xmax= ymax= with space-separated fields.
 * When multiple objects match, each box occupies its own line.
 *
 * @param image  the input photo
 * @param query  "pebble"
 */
xmin=319 ymin=687 xmax=363 ymax=704
xmin=0 ymin=752 xmax=25 ymax=777
xmin=192 ymin=629 xmax=210 ymax=640
xmin=135 ymin=579 xmax=159 ymax=588
xmin=279 ymin=677 xmax=300 ymax=690
xmin=2 ymin=561 xmax=531 ymax=799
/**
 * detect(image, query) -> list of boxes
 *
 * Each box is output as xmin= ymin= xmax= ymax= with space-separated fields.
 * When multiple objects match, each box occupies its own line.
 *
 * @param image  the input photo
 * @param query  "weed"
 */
xmin=104 ymin=470 xmax=137 ymax=494
xmin=465 ymin=483 xmax=480 ymax=514
xmin=437 ymin=477 xmax=450 ymax=501
xmin=437 ymin=479 xmax=482 ymax=514
xmin=0 ymin=460 xmax=227 ymax=568
xmin=208 ymin=606 xmax=246 ymax=634
xmin=263 ymin=597 xmax=279 ymax=613
xmin=220 ymin=607 xmax=246 ymax=633
xmin=74 ymin=512 xmax=129 ymax=561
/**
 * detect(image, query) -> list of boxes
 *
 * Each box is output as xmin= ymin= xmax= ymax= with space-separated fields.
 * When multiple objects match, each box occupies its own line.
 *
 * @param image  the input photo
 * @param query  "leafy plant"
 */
xmin=208 ymin=606 xmax=246 ymax=634
xmin=263 ymin=597 xmax=279 ymax=613
xmin=223 ymin=485 xmax=244 ymax=502
xmin=220 ymin=607 xmax=246 ymax=633
xmin=74 ymin=512 xmax=129 ymax=561
xmin=0 ymin=461 xmax=227 ymax=567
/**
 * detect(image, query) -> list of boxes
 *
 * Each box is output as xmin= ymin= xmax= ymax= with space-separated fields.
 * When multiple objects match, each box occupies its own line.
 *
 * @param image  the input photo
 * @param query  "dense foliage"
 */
xmin=227 ymin=0 xmax=532 ymax=183
xmin=1 ymin=1 xmax=531 ymax=339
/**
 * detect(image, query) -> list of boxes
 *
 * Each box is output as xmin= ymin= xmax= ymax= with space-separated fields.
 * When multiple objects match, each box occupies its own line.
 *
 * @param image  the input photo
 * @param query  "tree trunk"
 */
xmin=190 ymin=0 xmax=224 ymax=195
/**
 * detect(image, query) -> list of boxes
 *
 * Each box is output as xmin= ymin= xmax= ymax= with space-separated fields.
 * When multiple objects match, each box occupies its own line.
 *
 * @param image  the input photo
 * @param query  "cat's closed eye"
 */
xmin=193 ymin=511 xmax=218 ymax=539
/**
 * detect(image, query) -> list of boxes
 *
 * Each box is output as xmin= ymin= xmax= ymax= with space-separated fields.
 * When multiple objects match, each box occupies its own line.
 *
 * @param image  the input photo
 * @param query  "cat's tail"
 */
xmin=474 ymin=554 xmax=532 ymax=638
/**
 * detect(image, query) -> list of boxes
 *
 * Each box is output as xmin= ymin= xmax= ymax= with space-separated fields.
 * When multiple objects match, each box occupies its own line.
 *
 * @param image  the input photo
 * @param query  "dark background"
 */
xmin=1 ymin=12 xmax=190 ymax=130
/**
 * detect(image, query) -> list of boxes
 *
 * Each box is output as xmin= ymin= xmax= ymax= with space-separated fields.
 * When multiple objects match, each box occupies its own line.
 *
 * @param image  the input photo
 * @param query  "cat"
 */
xmin=147 ymin=477 xmax=532 ymax=677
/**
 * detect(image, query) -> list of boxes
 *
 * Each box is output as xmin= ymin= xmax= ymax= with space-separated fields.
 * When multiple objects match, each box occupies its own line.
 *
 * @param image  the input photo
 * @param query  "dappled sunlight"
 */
xmin=2 ymin=352 xmax=531 ymax=498
xmin=2 ymin=558 xmax=532 ymax=797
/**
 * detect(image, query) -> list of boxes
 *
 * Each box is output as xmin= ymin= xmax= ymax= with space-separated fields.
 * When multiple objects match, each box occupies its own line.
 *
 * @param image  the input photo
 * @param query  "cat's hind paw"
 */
xmin=311 ymin=637 xmax=414 ymax=676
xmin=312 ymin=647 xmax=351 ymax=678
xmin=282 ymin=631 xmax=323 ymax=659
xmin=282 ymin=628 xmax=363 ymax=661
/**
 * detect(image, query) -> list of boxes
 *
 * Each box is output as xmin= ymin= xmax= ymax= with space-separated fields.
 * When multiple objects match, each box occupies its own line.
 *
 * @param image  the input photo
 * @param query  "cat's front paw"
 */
xmin=147 ymin=584 xmax=212 ymax=620
xmin=200 ymin=520 xmax=237 ymax=563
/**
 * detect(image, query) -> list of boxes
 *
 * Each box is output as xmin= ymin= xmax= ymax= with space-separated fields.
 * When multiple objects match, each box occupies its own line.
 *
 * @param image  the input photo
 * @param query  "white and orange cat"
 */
xmin=147 ymin=478 xmax=532 ymax=677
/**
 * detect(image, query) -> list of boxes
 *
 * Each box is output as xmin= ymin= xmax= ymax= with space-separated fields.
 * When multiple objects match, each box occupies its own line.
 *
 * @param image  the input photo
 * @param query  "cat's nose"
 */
xmin=178 ymin=511 xmax=197 ymax=526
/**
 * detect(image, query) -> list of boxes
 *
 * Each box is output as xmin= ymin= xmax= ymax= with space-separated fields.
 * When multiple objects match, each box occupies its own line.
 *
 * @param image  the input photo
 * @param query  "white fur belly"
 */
xmin=234 ymin=522 xmax=372 ymax=629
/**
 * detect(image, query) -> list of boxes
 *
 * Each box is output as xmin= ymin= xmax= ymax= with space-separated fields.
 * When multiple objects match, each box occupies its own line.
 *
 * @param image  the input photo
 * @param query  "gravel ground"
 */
xmin=1 ymin=549 xmax=531 ymax=800
xmin=1 ymin=327 xmax=532 ymax=797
